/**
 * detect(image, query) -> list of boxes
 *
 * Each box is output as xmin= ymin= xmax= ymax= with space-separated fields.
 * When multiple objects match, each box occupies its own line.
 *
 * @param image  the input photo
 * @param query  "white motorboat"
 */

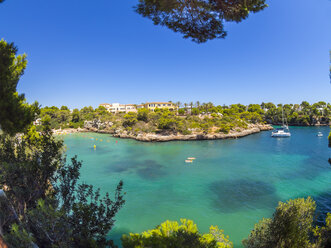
xmin=317 ymin=132 xmax=323 ymax=137
xmin=271 ymin=107 xmax=291 ymax=138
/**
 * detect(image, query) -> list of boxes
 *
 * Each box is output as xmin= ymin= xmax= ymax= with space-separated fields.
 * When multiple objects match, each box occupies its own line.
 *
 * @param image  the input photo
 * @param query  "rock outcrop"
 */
xmin=112 ymin=124 xmax=273 ymax=142
xmin=84 ymin=120 xmax=113 ymax=130
xmin=55 ymin=123 xmax=273 ymax=142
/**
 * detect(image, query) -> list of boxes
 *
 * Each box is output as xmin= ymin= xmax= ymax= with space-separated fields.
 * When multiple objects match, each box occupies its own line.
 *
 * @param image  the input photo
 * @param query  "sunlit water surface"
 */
xmin=63 ymin=127 xmax=331 ymax=247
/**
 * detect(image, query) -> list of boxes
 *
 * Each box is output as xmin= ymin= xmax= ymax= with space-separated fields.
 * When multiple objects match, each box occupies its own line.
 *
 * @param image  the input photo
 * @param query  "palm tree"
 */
xmin=196 ymin=101 xmax=200 ymax=110
xmin=189 ymin=102 xmax=193 ymax=114
xmin=176 ymin=101 xmax=181 ymax=108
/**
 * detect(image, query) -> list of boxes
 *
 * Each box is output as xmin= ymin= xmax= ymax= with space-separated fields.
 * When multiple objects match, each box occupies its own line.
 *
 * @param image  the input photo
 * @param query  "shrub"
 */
xmin=123 ymin=112 xmax=138 ymax=127
xmin=122 ymin=219 xmax=233 ymax=248
xmin=243 ymin=197 xmax=316 ymax=248
xmin=178 ymin=108 xmax=185 ymax=115
xmin=191 ymin=108 xmax=200 ymax=115
xmin=137 ymin=108 xmax=149 ymax=122
xmin=219 ymin=124 xmax=230 ymax=134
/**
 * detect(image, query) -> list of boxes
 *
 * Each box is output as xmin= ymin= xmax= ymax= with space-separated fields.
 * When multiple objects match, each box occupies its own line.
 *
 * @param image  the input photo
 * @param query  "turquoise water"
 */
xmin=63 ymin=127 xmax=331 ymax=247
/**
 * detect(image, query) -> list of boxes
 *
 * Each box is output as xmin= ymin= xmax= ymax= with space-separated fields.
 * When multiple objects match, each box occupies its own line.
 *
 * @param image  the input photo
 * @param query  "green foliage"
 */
xmin=135 ymin=0 xmax=268 ymax=43
xmin=3 ymin=223 xmax=35 ymax=248
xmin=328 ymin=131 xmax=331 ymax=147
xmin=37 ymin=101 xmax=331 ymax=136
xmin=243 ymin=197 xmax=316 ymax=248
xmin=192 ymin=108 xmax=200 ymax=115
xmin=122 ymin=219 xmax=233 ymax=248
xmin=158 ymin=117 xmax=176 ymax=130
xmin=137 ymin=108 xmax=149 ymax=122
xmin=263 ymin=101 xmax=331 ymax=126
xmin=314 ymin=213 xmax=331 ymax=248
xmin=0 ymin=124 xmax=125 ymax=247
xmin=178 ymin=108 xmax=185 ymax=115
xmin=72 ymin=108 xmax=80 ymax=123
xmin=60 ymin=105 xmax=69 ymax=111
xmin=218 ymin=124 xmax=230 ymax=134
xmin=0 ymin=39 xmax=39 ymax=135
xmin=80 ymin=106 xmax=96 ymax=121
xmin=123 ymin=112 xmax=138 ymax=127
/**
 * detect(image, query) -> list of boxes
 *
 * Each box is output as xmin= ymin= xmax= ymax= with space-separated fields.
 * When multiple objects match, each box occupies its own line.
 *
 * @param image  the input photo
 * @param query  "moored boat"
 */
xmin=271 ymin=107 xmax=291 ymax=138
xmin=317 ymin=132 xmax=323 ymax=137
xmin=271 ymin=128 xmax=291 ymax=137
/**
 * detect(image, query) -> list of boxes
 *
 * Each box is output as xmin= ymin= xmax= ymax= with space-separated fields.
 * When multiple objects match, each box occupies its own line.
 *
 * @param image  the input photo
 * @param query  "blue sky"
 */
xmin=0 ymin=0 xmax=330 ymax=109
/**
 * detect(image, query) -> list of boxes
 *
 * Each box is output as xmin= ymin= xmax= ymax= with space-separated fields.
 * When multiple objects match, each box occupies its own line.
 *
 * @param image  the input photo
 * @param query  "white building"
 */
xmin=125 ymin=104 xmax=137 ymax=113
xmin=99 ymin=103 xmax=137 ymax=114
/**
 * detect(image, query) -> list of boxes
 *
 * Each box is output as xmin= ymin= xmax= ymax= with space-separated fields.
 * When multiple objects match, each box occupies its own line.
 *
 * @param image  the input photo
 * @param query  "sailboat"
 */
xmin=271 ymin=107 xmax=291 ymax=138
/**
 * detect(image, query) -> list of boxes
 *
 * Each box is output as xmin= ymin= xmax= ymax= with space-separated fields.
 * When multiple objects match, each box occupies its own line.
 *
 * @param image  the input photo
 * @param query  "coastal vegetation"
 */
xmin=0 ymin=39 xmax=39 ymax=135
xmin=0 ymin=40 xmax=124 ymax=247
xmin=1 ymin=2 xmax=330 ymax=248
xmin=37 ymin=101 xmax=331 ymax=138
xmin=122 ymin=219 xmax=233 ymax=248
xmin=243 ymin=197 xmax=331 ymax=248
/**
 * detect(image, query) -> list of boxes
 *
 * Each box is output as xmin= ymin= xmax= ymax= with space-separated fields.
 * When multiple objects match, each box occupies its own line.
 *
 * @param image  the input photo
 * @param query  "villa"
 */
xmin=100 ymin=102 xmax=177 ymax=113
xmin=144 ymin=102 xmax=178 ymax=112
xmin=99 ymin=103 xmax=137 ymax=114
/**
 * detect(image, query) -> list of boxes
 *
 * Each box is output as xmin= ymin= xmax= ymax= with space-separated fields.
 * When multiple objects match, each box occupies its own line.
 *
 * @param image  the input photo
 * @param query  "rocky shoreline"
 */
xmin=111 ymin=124 xmax=273 ymax=142
xmin=54 ymin=124 xmax=273 ymax=142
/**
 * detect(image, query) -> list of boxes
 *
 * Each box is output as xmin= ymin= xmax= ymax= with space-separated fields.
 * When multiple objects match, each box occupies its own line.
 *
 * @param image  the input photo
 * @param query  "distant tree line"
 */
xmin=37 ymin=101 xmax=330 ymax=136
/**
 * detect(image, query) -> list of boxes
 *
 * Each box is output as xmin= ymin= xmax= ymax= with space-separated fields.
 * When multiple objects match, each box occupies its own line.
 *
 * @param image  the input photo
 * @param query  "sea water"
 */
xmin=63 ymin=127 xmax=331 ymax=247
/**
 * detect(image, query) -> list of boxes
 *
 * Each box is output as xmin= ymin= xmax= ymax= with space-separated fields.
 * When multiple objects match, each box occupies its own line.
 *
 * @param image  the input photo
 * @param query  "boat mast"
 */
xmin=281 ymin=106 xmax=285 ymax=126
xmin=282 ymin=106 xmax=289 ymax=130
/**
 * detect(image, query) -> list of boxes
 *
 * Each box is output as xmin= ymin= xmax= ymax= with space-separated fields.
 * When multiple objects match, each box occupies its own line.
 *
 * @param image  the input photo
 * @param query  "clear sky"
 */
xmin=0 ymin=0 xmax=330 ymax=109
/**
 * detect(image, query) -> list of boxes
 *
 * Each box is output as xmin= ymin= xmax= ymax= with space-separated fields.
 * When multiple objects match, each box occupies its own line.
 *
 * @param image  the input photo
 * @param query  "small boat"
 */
xmin=272 ymin=128 xmax=291 ymax=137
xmin=185 ymin=160 xmax=193 ymax=163
xmin=317 ymin=132 xmax=323 ymax=137
xmin=187 ymin=157 xmax=196 ymax=160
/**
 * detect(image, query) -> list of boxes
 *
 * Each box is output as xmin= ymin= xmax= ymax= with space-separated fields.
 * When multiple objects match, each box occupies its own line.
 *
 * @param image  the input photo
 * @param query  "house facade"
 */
xmin=144 ymin=102 xmax=177 ymax=112
xmin=99 ymin=102 xmax=177 ymax=113
xmin=99 ymin=103 xmax=137 ymax=113
xmin=125 ymin=104 xmax=138 ymax=113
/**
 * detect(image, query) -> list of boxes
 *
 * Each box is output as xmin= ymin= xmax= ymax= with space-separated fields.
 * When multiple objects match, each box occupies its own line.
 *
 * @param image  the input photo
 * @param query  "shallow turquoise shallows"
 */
xmin=63 ymin=127 xmax=331 ymax=247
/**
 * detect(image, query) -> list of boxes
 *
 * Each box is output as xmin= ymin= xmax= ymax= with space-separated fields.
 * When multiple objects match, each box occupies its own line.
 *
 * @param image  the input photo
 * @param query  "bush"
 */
xmin=123 ymin=112 xmax=138 ymax=127
xmin=243 ymin=197 xmax=316 ymax=248
xmin=191 ymin=108 xmax=200 ymax=115
xmin=158 ymin=117 xmax=177 ymax=130
xmin=219 ymin=124 xmax=230 ymax=134
xmin=178 ymin=108 xmax=185 ymax=115
xmin=69 ymin=121 xmax=83 ymax=129
xmin=181 ymin=129 xmax=192 ymax=135
xmin=0 ymin=125 xmax=125 ymax=247
xmin=122 ymin=219 xmax=233 ymax=248
xmin=137 ymin=108 xmax=149 ymax=122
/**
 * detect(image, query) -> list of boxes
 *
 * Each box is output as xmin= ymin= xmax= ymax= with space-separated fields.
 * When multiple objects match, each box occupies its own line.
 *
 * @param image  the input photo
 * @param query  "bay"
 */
xmin=63 ymin=126 xmax=331 ymax=247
